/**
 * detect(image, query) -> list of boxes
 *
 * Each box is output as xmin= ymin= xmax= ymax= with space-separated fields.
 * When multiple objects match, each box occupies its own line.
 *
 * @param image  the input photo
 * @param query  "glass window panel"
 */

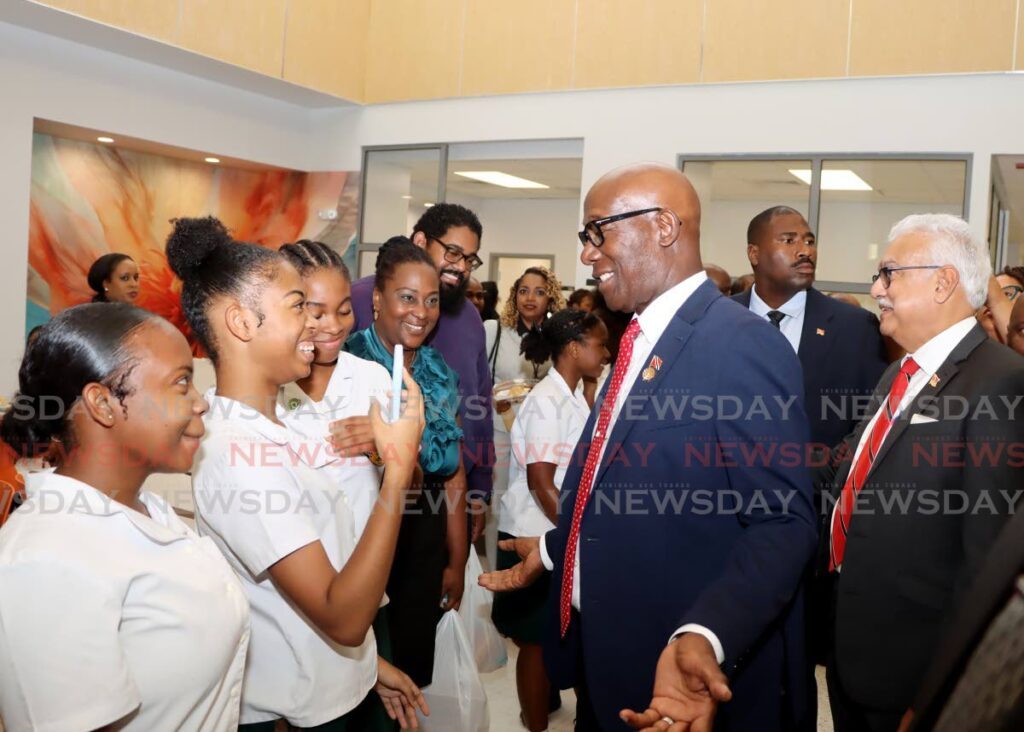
xmin=683 ymin=160 xmax=812 ymax=281
xmin=361 ymin=148 xmax=442 ymax=245
xmin=490 ymin=255 xmax=554 ymax=310
xmin=816 ymin=159 xmax=967 ymax=284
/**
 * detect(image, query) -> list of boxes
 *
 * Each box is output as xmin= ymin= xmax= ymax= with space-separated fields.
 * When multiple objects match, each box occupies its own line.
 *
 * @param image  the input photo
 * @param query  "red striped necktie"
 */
xmin=829 ymin=357 xmax=920 ymax=571
xmin=559 ymin=318 xmax=642 ymax=637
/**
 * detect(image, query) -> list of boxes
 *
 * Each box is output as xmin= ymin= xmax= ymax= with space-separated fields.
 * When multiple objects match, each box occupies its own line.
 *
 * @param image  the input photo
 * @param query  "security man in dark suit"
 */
xmin=733 ymin=206 xmax=890 ymax=453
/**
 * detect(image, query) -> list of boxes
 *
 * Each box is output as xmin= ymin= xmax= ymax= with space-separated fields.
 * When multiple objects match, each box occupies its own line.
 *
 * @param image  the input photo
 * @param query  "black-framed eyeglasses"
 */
xmin=871 ymin=264 xmax=943 ymax=288
xmin=577 ymin=207 xmax=662 ymax=248
xmin=429 ymin=237 xmax=483 ymax=271
xmin=1002 ymin=284 xmax=1023 ymax=301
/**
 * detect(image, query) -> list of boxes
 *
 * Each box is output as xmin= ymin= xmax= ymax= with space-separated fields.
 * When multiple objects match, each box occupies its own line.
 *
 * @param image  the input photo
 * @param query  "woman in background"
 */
xmin=346 ymin=236 xmax=468 ymax=689
xmin=87 ymin=252 xmax=140 ymax=304
xmin=168 ymin=217 xmax=427 ymax=731
xmin=492 ymin=308 xmax=609 ymax=732
xmin=567 ymin=288 xmax=596 ymax=313
xmin=0 ymin=303 xmax=250 ymax=732
xmin=485 ymin=267 xmax=564 ymax=529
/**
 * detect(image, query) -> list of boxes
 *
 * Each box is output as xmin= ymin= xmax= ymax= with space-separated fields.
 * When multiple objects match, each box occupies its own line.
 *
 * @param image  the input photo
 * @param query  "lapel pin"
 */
xmin=929 ymin=374 xmax=940 ymax=387
xmin=816 ymin=328 xmax=826 ymax=336
xmin=642 ymin=355 xmax=663 ymax=382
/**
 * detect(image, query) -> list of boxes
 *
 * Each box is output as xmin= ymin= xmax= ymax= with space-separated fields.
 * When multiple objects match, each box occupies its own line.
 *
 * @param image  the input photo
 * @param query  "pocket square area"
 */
xmin=910 ymin=413 xmax=939 ymax=425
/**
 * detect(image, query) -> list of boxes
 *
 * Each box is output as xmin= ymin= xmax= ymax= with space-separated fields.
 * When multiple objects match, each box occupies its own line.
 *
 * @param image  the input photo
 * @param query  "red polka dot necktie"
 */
xmin=829 ymin=357 xmax=920 ymax=571
xmin=560 ymin=318 xmax=642 ymax=637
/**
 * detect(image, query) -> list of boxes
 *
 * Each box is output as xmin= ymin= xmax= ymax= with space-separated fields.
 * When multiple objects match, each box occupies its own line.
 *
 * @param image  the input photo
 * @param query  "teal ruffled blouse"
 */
xmin=346 ymin=326 xmax=463 ymax=477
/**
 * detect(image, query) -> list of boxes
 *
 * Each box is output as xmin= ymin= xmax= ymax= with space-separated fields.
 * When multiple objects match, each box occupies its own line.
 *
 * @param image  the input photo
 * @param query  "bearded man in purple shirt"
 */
xmin=351 ymin=203 xmax=495 ymax=540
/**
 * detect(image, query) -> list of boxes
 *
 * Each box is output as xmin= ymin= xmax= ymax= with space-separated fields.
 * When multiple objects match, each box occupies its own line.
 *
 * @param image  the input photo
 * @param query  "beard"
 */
xmin=439 ymin=270 xmax=469 ymax=314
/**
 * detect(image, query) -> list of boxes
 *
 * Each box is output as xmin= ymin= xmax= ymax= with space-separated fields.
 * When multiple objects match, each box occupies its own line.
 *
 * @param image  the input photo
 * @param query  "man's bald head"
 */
xmin=581 ymin=164 xmax=704 ymax=314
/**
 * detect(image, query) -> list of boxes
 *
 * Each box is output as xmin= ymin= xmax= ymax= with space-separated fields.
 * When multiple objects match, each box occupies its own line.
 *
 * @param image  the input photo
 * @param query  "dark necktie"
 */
xmin=766 ymin=310 xmax=785 ymax=329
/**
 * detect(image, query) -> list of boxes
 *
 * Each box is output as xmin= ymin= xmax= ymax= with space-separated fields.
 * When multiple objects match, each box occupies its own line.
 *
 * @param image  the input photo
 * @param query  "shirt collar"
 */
xmin=749 ymin=285 xmax=807 ymax=318
xmin=205 ymin=389 xmax=292 ymax=446
xmin=546 ymin=367 xmax=586 ymax=405
xmin=904 ymin=317 xmax=977 ymax=375
xmin=27 ymin=472 xmax=190 ymax=545
xmin=635 ymin=271 xmax=708 ymax=343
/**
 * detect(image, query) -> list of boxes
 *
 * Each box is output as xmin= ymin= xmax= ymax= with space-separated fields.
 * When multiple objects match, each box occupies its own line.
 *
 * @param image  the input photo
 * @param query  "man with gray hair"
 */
xmin=819 ymin=213 xmax=1024 ymax=731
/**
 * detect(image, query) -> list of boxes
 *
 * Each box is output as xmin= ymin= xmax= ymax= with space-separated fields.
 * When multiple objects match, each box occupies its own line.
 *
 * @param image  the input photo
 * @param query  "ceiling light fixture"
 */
xmin=96 ymin=136 xmax=115 ymax=144
xmin=789 ymin=169 xmax=872 ymax=191
xmin=454 ymin=171 xmax=549 ymax=189
xmin=205 ymin=157 xmax=220 ymax=164
xmin=401 ymin=195 xmax=412 ymax=199
xmin=424 ymin=202 xmax=434 ymax=208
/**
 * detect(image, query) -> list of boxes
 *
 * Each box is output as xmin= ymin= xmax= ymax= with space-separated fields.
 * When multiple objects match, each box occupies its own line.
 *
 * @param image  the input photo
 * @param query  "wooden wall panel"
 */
xmin=461 ymin=0 xmax=575 ymax=96
xmin=37 ymin=0 xmax=180 ymax=43
xmin=850 ymin=0 xmax=1016 ymax=76
xmin=283 ymin=0 xmax=369 ymax=101
xmin=703 ymin=0 xmax=850 ymax=82
xmin=572 ymin=0 xmax=702 ymax=89
xmin=179 ymin=0 xmax=287 ymax=77
xmin=364 ymin=0 xmax=464 ymax=102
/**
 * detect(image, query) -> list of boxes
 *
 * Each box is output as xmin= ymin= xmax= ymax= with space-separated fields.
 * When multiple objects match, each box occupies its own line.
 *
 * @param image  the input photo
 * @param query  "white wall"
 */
xmin=318 ymin=72 xmax=1024 ymax=289
xmin=0 ymin=20 xmax=320 ymax=393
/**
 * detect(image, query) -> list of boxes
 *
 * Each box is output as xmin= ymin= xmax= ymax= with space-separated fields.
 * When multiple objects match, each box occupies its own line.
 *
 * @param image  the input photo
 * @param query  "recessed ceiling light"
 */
xmin=423 ymin=202 xmax=434 ymax=208
xmin=205 ymin=157 xmax=220 ymax=164
xmin=96 ymin=136 xmax=115 ymax=144
xmin=454 ymin=171 xmax=549 ymax=189
xmin=401 ymin=195 xmax=412 ymax=199
xmin=789 ymin=169 xmax=872 ymax=191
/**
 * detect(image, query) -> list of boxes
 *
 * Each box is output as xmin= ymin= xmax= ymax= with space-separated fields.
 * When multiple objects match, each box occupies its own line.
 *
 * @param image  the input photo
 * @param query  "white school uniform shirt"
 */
xmin=278 ymin=351 xmax=391 ymax=535
xmin=0 ymin=472 xmax=250 ymax=732
xmin=192 ymin=392 xmax=377 ymax=728
xmin=539 ymin=272 xmax=725 ymax=662
xmin=500 ymin=368 xmax=592 ymax=537
xmin=748 ymin=285 xmax=807 ymax=354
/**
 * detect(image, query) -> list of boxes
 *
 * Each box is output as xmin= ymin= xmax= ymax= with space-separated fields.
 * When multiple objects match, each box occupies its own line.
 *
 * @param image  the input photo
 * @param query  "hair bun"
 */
xmin=165 ymin=216 xmax=231 ymax=281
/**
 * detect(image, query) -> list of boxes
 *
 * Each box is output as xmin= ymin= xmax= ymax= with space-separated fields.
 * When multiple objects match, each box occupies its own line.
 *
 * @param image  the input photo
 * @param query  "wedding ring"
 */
xmin=661 ymin=718 xmax=676 ymax=725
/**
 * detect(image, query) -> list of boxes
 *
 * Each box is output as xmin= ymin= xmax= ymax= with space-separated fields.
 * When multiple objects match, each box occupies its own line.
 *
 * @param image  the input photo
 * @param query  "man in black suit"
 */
xmin=733 ymin=206 xmax=889 ymax=452
xmin=819 ymin=213 xmax=1024 ymax=732
xmin=904 ymin=507 xmax=1024 ymax=731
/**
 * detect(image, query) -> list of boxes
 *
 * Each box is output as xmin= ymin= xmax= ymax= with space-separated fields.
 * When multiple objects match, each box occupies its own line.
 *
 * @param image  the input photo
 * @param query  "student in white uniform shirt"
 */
xmin=484 ymin=268 xmax=564 ymax=534
xmin=276 ymin=240 xmax=391 ymax=534
xmin=166 ymin=217 xmax=428 ymax=732
xmin=0 ymin=303 xmax=250 ymax=732
xmin=491 ymin=308 xmax=609 ymax=732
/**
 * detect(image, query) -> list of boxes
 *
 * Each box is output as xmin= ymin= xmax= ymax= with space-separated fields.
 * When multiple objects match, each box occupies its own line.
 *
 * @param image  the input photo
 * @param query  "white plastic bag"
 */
xmin=417 ymin=610 xmax=490 ymax=732
xmin=459 ymin=547 xmax=508 ymax=673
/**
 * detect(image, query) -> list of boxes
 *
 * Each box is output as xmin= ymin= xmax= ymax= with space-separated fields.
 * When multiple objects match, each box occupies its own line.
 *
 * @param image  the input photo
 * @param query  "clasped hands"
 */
xmin=478 ymin=537 xmax=732 ymax=732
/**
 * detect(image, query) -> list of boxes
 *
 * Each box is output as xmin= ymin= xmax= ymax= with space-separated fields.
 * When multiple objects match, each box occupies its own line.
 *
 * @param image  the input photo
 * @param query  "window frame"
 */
xmin=678 ymin=153 xmax=973 ymax=293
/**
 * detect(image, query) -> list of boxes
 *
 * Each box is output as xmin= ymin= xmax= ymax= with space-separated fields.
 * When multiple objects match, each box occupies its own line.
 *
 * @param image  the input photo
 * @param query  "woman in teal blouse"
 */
xmin=346 ymin=236 xmax=468 ymax=687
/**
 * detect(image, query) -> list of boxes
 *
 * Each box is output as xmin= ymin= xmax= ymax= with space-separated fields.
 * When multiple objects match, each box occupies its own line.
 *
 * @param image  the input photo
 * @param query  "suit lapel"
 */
xmin=590 ymin=279 xmax=718 ymax=489
xmin=866 ymin=325 xmax=987 ymax=473
xmin=798 ymin=289 xmax=837 ymax=372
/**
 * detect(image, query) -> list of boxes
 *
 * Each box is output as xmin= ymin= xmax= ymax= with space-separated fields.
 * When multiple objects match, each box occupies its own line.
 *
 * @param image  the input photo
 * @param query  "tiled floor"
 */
xmin=481 ymin=641 xmax=835 ymax=732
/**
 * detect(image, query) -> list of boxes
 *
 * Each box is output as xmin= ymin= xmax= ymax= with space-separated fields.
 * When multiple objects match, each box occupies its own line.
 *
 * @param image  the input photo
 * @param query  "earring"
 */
xmin=373 ymin=309 xmax=379 ymax=321
xmin=104 ymin=287 xmax=109 ymax=292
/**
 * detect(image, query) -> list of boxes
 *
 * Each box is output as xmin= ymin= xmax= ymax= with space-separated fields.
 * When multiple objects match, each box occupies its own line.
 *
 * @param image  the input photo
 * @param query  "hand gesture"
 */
xmin=327 ymin=415 xmax=375 ymax=457
xmin=620 ymin=634 xmax=732 ymax=732
xmin=478 ymin=536 xmax=544 ymax=592
xmin=375 ymin=656 xmax=430 ymax=730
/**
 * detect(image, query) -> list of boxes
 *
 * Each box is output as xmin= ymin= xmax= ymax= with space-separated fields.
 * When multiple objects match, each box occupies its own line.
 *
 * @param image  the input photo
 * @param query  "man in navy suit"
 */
xmin=482 ymin=164 xmax=817 ymax=731
xmin=732 ymin=206 xmax=889 ymax=453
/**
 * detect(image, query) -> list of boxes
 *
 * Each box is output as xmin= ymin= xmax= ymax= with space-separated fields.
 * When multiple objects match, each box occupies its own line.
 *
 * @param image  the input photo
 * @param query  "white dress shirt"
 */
xmin=193 ymin=392 xmax=377 ymax=728
xmin=279 ymin=351 xmax=391 ymax=535
xmin=828 ymin=317 xmax=978 ymax=554
xmin=0 ymin=473 xmax=250 ymax=732
xmin=748 ymin=285 xmax=807 ymax=353
xmin=539 ymin=271 xmax=725 ymax=662
xmin=500 ymin=367 xmax=593 ymax=538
